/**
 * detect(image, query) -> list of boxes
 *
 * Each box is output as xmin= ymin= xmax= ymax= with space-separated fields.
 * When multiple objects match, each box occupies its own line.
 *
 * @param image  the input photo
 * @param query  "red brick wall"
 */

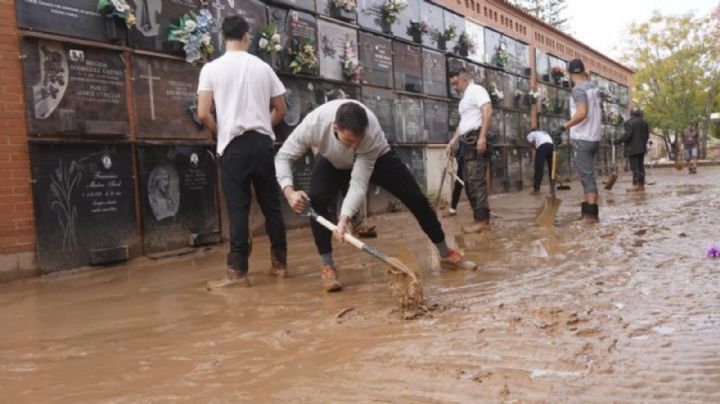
xmin=0 ymin=0 xmax=35 ymax=256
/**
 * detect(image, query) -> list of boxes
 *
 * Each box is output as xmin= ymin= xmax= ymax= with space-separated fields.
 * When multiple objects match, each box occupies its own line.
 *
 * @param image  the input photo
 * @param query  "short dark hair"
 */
xmin=222 ymin=15 xmax=250 ymax=41
xmin=448 ymin=67 xmax=469 ymax=79
xmin=335 ymin=102 xmax=369 ymax=136
xmin=630 ymin=107 xmax=643 ymax=118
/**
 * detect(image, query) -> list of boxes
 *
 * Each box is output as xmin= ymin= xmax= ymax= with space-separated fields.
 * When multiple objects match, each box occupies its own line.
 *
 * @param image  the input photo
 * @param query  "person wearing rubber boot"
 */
xmin=552 ymin=59 xmax=603 ymax=223
xmin=276 ymin=101 xmax=478 ymax=292
xmin=446 ymin=67 xmax=493 ymax=233
xmin=615 ymin=108 xmax=649 ymax=192
xmin=526 ymin=128 xmax=555 ymax=195
xmin=198 ymin=16 xmax=288 ymax=287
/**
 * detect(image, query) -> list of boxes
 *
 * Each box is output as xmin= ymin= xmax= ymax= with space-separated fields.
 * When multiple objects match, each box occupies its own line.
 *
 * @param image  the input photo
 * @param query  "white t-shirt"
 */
xmin=457 ymin=82 xmax=491 ymax=135
xmin=569 ymin=80 xmax=602 ymax=142
xmin=527 ymin=130 xmax=553 ymax=149
xmin=197 ymin=51 xmax=285 ymax=155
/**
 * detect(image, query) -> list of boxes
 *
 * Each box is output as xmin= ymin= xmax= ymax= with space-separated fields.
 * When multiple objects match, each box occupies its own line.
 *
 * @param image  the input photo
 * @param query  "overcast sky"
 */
xmin=564 ymin=0 xmax=717 ymax=62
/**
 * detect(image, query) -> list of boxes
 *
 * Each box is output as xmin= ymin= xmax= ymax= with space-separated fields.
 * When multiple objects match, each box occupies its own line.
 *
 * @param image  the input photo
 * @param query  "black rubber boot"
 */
xmin=579 ymin=202 xmax=589 ymax=221
xmin=586 ymin=204 xmax=600 ymax=223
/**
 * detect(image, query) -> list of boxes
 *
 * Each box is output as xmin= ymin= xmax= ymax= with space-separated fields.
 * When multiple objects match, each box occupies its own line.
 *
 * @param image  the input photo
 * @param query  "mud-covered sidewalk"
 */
xmin=1 ymin=167 xmax=719 ymax=403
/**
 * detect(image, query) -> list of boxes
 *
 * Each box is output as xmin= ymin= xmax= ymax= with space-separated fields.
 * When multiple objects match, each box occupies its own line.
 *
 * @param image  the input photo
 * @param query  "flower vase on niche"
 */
xmin=329 ymin=0 xmax=356 ymax=22
xmin=104 ymin=18 xmax=124 ymax=43
xmin=542 ymin=73 xmax=550 ymax=82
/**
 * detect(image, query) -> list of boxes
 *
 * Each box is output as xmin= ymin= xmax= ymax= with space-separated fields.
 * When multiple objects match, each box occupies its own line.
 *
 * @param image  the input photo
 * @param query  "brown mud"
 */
xmin=1 ymin=167 xmax=719 ymax=402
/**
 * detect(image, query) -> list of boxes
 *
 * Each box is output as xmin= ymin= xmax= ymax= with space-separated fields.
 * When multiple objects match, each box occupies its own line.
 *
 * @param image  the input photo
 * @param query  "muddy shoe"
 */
xmin=321 ymin=265 xmax=343 ymax=292
xmin=267 ymin=255 xmax=288 ymax=279
xmin=462 ymin=221 xmax=491 ymax=234
xmin=440 ymin=249 xmax=478 ymax=271
xmin=207 ymin=269 xmax=250 ymax=289
xmin=442 ymin=208 xmax=457 ymax=218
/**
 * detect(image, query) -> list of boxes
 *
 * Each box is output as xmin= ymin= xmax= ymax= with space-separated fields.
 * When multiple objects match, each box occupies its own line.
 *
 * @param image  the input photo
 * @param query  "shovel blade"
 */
xmin=535 ymin=195 xmax=561 ymax=227
xmin=604 ymin=173 xmax=618 ymax=190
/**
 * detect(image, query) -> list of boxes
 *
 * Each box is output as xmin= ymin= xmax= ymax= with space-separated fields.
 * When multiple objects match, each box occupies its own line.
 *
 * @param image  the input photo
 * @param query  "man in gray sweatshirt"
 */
xmin=276 ymin=100 xmax=477 ymax=292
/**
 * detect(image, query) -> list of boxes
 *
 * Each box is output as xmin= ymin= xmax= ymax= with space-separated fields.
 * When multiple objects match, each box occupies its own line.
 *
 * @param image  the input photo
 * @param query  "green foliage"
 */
xmin=509 ymin=0 xmax=569 ymax=31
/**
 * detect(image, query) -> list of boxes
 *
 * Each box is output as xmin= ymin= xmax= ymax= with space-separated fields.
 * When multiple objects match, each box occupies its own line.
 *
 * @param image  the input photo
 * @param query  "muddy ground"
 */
xmin=1 ymin=167 xmax=719 ymax=403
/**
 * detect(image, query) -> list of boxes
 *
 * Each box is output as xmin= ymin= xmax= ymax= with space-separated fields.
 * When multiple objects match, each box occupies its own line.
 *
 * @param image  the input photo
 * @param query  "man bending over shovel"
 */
xmin=276 ymin=100 xmax=477 ymax=292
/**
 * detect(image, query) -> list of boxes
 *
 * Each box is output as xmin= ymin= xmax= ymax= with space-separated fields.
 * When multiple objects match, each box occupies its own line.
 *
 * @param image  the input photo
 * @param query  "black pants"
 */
xmin=533 ymin=143 xmax=554 ymax=191
xmin=308 ymin=150 xmax=445 ymax=255
xmin=450 ymin=150 xmax=464 ymax=209
xmin=220 ymin=132 xmax=287 ymax=272
xmin=629 ymin=153 xmax=645 ymax=185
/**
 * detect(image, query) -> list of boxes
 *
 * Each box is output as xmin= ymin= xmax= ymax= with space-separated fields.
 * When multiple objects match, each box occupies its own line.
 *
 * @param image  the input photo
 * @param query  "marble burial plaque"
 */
xmin=395 ymin=146 xmax=426 ymax=193
xmin=280 ymin=151 xmax=317 ymax=227
xmin=274 ymin=78 xmax=321 ymax=141
xmin=357 ymin=0 xmax=390 ymax=34
xmin=393 ymin=42 xmax=422 ymax=93
xmin=127 ymin=0 xmax=201 ymax=53
xmin=214 ymin=0 xmax=268 ymax=57
xmin=132 ymin=55 xmax=204 ymax=139
xmin=137 ymin=144 xmax=219 ymax=253
xmin=318 ymin=20 xmax=358 ymax=81
xmin=361 ymin=86 xmax=395 ymax=140
xmin=443 ymin=10 xmax=465 ymax=54
xmin=21 ymin=39 xmax=129 ymax=136
xmin=424 ymin=99 xmax=449 ymax=144
xmin=358 ymin=32 xmax=393 ymax=88
xmin=30 ymin=142 xmax=137 ymax=272
xmin=507 ymin=147 xmax=523 ymax=190
xmin=283 ymin=9 xmax=318 ymax=75
xmin=16 ymin=0 xmax=122 ymax=42
xmin=391 ymin=0 xmax=420 ymax=43
xmin=420 ymin=1 xmax=444 ymax=49
xmin=465 ymin=19 xmax=485 ymax=63
xmin=422 ymin=49 xmax=447 ymax=97
xmin=267 ymin=0 xmax=316 ymax=13
xmin=317 ymin=0 xmax=356 ymax=22
xmin=448 ymin=100 xmax=460 ymax=133
xmin=395 ymin=95 xmax=424 ymax=143
xmin=491 ymin=147 xmax=509 ymax=193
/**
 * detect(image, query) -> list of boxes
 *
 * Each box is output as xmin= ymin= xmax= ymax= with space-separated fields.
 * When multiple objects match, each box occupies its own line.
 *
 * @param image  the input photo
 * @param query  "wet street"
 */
xmin=1 ymin=167 xmax=719 ymax=403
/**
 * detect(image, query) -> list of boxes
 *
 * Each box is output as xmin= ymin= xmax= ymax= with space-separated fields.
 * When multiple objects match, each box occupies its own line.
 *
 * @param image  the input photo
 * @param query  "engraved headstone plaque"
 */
xmin=394 ymin=95 xmax=424 ymax=143
xmin=422 ymin=49 xmax=447 ymax=97
xmin=16 ymin=0 xmax=121 ymax=42
xmin=361 ymin=86 xmax=395 ymax=139
xmin=358 ymin=32 xmax=393 ymax=88
xmin=393 ymin=41 xmax=422 ymax=93
xmin=274 ymin=78 xmax=321 ymax=141
xmin=391 ymin=0 xmax=420 ymax=43
xmin=283 ymin=9 xmax=318 ymax=75
xmin=30 ymin=142 xmax=137 ymax=272
xmin=395 ymin=146 xmax=426 ymax=193
xmin=137 ymin=144 xmax=219 ymax=253
xmin=420 ymin=1 xmax=444 ymax=49
xmin=127 ymin=0 xmax=201 ymax=53
xmin=317 ymin=0 xmax=356 ymax=22
xmin=465 ymin=19 xmax=485 ymax=63
xmin=21 ymin=38 xmax=129 ymax=136
xmin=424 ymin=99 xmax=450 ymax=144
xmin=318 ymin=20 xmax=358 ymax=81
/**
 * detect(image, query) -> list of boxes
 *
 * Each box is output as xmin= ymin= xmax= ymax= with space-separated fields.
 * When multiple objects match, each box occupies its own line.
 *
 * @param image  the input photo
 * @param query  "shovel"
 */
xmin=303 ymin=206 xmax=424 ymax=307
xmin=535 ymin=149 xmax=561 ymax=227
xmin=604 ymin=141 xmax=619 ymax=190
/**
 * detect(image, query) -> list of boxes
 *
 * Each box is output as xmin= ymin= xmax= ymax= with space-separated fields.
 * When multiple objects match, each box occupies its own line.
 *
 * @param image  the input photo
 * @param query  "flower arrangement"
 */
xmin=382 ymin=0 xmax=408 ymax=25
xmin=456 ymin=32 xmax=476 ymax=55
xmin=514 ymin=89 xmax=524 ymax=99
xmin=442 ymin=24 xmax=457 ymax=41
xmin=494 ymin=44 xmax=509 ymax=68
xmin=488 ymin=82 xmax=504 ymax=105
xmin=258 ymin=25 xmax=282 ymax=53
xmin=409 ymin=18 xmax=430 ymax=36
xmin=707 ymin=244 xmax=720 ymax=259
xmin=341 ymin=36 xmax=362 ymax=82
xmin=288 ymin=37 xmax=319 ymax=75
xmin=167 ymin=10 xmax=214 ymax=64
xmin=96 ymin=0 xmax=136 ymax=27
xmin=551 ymin=66 xmax=565 ymax=83
xmin=330 ymin=0 xmax=357 ymax=12
xmin=528 ymin=89 xmax=540 ymax=104
xmin=541 ymin=97 xmax=553 ymax=113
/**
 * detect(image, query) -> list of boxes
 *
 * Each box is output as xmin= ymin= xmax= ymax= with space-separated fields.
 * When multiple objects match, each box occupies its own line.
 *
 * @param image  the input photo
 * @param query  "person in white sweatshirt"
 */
xmin=276 ymin=100 xmax=477 ymax=292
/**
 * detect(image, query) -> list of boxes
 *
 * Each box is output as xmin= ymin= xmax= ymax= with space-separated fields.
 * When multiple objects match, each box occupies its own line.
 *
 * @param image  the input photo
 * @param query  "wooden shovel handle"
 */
xmin=314 ymin=215 xmax=366 ymax=250
xmin=551 ymin=150 xmax=557 ymax=181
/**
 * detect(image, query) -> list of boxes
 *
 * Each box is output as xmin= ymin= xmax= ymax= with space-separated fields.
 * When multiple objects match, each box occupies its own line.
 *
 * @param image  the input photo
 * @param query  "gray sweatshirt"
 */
xmin=275 ymin=100 xmax=391 ymax=218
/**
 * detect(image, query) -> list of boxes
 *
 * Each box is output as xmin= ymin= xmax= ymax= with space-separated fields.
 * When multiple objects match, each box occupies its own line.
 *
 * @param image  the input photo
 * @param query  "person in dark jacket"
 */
xmin=615 ymin=107 xmax=650 ymax=192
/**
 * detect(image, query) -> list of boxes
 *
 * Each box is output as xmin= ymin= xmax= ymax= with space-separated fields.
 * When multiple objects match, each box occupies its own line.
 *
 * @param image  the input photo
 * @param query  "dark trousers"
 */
xmin=450 ymin=151 xmax=464 ymax=209
xmin=220 ymin=132 xmax=287 ymax=272
xmin=308 ymin=150 xmax=445 ymax=255
xmin=460 ymin=132 xmax=490 ymax=222
xmin=629 ymin=153 xmax=645 ymax=185
xmin=533 ymin=143 xmax=554 ymax=191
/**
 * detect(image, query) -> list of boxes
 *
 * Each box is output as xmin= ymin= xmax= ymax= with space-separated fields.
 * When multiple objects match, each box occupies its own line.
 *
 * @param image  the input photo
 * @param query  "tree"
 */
xmin=622 ymin=10 xmax=720 ymax=159
xmin=510 ymin=0 xmax=569 ymax=31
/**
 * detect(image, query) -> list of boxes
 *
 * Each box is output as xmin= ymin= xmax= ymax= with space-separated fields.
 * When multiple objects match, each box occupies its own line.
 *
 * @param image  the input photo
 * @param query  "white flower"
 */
xmin=271 ymin=33 xmax=281 ymax=43
xmin=259 ymin=38 xmax=269 ymax=49
xmin=111 ymin=0 xmax=130 ymax=13
xmin=201 ymin=32 xmax=211 ymax=45
xmin=184 ymin=20 xmax=197 ymax=33
xmin=274 ymin=44 xmax=282 ymax=51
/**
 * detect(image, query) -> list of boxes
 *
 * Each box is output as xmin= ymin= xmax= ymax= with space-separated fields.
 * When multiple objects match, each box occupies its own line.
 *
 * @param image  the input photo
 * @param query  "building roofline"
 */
xmin=496 ymin=0 xmax=636 ymax=75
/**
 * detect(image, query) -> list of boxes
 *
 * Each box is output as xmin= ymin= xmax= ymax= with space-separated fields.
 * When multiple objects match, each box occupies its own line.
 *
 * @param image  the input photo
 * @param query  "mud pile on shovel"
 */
xmin=384 ymin=246 xmax=424 ymax=309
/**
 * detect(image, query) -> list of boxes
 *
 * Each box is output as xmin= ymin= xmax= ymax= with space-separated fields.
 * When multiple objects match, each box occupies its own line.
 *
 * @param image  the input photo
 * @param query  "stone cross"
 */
xmin=140 ymin=65 xmax=160 ymax=120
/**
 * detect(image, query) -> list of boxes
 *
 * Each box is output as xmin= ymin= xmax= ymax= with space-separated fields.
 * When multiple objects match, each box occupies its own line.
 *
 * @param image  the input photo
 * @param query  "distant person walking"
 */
xmin=615 ymin=107 xmax=650 ymax=192
xmin=682 ymin=124 xmax=699 ymax=174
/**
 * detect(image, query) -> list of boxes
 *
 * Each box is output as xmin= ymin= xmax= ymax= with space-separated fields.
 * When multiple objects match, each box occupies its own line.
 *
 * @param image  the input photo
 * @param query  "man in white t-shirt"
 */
xmin=526 ymin=128 xmax=555 ymax=194
xmin=197 ymin=16 xmax=288 ymax=287
xmin=276 ymin=100 xmax=478 ymax=292
xmin=446 ymin=67 xmax=493 ymax=233
xmin=551 ymin=59 xmax=603 ymax=222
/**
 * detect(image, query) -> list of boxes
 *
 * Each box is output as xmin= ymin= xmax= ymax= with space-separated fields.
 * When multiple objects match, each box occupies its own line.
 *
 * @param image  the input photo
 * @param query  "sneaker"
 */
xmin=320 ymin=265 xmax=343 ymax=292
xmin=208 ymin=269 xmax=250 ymax=289
xmin=267 ymin=254 xmax=288 ymax=279
xmin=462 ymin=221 xmax=491 ymax=234
xmin=442 ymin=208 xmax=457 ymax=218
xmin=440 ymin=249 xmax=478 ymax=271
